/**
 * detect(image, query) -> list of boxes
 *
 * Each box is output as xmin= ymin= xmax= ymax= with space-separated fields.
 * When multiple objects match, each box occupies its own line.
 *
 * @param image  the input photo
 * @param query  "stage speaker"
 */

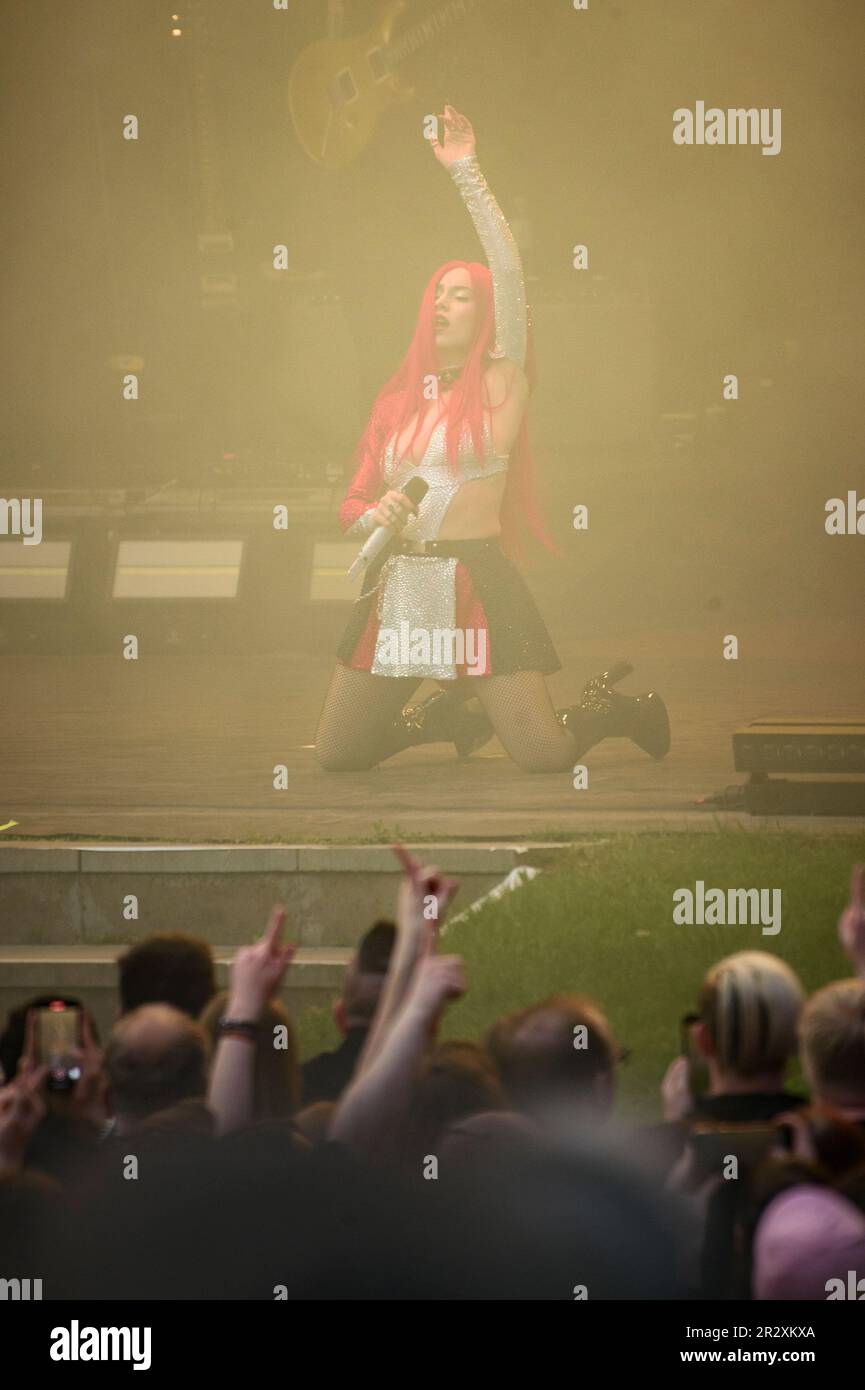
xmin=733 ymin=719 xmax=865 ymax=816
xmin=0 ymin=540 xmax=72 ymax=599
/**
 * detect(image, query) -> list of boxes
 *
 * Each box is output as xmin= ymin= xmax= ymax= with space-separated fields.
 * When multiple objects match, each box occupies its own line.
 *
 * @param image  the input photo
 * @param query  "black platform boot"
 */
xmin=392 ymin=686 xmax=494 ymax=760
xmin=557 ymin=661 xmax=671 ymax=760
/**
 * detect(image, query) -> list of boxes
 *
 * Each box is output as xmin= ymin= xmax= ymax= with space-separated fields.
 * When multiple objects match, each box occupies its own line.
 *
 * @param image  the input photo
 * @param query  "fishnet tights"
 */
xmin=315 ymin=666 xmax=596 ymax=773
xmin=315 ymin=667 xmax=423 ymax=771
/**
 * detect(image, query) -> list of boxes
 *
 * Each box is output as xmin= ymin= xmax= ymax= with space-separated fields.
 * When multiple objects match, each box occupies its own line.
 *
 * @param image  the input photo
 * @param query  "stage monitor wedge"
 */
xmin=733 ymin=719 xmax=865 ymax=816
xmin=733 ymin=720 xmax=865 ymax=775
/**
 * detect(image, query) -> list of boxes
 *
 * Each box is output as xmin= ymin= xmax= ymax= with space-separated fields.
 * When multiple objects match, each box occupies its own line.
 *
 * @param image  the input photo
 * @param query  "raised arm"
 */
xmin=838 ymin=863 xmax=865 ymax=980
xmin=433 ymin=105 xmax=527 ymax=369
xmin=354 ymin=846 xmax=460 ymax=1079
xmin=208 ymin=906 xmax=295 ymax=1137
xmin=328 ymin=951 xmax=466 ymax=1155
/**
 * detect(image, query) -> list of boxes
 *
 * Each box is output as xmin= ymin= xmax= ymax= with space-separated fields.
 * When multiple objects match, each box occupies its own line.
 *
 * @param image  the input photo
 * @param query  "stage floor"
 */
xmin=2 ymin=613 xmax=863 ymax=842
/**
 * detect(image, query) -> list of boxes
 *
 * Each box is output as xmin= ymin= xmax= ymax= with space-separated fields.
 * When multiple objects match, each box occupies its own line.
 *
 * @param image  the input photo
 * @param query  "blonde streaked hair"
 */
xmin=698 ymin=951 xmax=804 ymax=1078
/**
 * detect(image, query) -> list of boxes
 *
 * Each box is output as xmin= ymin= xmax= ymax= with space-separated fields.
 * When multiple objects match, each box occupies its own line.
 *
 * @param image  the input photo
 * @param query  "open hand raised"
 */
xmin=430 ymin=104 xmax=476 ymax=166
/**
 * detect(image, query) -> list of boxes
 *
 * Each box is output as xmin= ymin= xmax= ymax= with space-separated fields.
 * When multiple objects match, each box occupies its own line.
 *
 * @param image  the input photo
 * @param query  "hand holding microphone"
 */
xmin=370 ymin=489 xmax=417 ymax=529
xmin=348 ymin=476 xmax=428 ymax=580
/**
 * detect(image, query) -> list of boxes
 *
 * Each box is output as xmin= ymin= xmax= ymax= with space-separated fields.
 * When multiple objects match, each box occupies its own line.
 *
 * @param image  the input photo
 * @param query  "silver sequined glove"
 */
xmin=448 ymin=154 xmax=527 ymax=369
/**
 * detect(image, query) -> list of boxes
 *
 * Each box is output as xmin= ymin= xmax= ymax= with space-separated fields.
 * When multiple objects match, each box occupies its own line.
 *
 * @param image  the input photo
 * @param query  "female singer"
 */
xmin=315 ymin=106 xmax=669 ymax=773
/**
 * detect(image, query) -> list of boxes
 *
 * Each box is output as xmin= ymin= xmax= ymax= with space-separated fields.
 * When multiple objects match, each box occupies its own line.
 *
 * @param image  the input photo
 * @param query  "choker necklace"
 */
xmin=437 ymin=364 xmax=463 ymax=389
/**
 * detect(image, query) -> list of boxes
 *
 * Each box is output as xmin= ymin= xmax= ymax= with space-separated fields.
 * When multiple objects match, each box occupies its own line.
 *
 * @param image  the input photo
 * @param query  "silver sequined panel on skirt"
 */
xmin=369 ymin=419 xmax=507 ymax=679
xmin=371 ymin=553 xmax=459 ymax=678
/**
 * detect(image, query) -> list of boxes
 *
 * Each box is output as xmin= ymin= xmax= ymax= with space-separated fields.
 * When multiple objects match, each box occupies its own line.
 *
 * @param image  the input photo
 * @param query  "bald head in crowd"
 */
xmin=486 ymin=994 xmax=622 ymax=1122
xmin=105 ymin=1004 xmax=209 ymax=1134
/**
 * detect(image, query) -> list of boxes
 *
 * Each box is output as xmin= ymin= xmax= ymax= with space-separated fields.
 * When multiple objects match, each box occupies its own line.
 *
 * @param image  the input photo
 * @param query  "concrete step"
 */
xmin=0 ymin=944 xmax=352 ymax=1050
xmin=0 ymin=841 xmax=573 ymax=950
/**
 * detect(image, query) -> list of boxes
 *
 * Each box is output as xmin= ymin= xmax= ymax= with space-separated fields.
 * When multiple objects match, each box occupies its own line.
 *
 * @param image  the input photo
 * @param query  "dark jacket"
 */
xmin=301 ymin=1029 xmax=367 ymax=1106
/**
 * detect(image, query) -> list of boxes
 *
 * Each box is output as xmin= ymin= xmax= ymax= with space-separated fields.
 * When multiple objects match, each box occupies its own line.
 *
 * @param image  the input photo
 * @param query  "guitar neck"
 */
xmin=387 ymin=0 xmax=489 ymax=68
xmin=188 ymin=0 xmax=226 ymax=234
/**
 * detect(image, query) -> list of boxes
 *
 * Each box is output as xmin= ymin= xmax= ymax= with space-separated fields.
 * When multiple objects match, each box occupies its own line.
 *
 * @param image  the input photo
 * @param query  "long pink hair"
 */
xmin=339 ymin=260 xmax=554 ymax=562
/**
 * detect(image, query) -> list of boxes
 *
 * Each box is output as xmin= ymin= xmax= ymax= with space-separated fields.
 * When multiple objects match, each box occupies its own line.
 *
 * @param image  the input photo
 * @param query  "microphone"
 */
xmin=347 ymin=476 xmax=428 ymax=581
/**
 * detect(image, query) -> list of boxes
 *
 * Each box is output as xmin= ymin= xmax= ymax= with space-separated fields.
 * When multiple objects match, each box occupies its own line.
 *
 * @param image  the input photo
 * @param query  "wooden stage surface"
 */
xmin=2 ymin=613 xmax=863 ymax=843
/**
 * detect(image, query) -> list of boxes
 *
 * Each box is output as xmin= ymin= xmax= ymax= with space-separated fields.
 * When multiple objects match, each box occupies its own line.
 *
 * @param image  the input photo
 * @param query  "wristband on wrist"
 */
xmin=218 ymin=1018 xmax=260 ymax=1042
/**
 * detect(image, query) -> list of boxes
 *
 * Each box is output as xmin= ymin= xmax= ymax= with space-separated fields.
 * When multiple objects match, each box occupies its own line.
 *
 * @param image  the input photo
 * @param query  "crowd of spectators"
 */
xmin=1 ymin=853 xmax=864 ymax=1300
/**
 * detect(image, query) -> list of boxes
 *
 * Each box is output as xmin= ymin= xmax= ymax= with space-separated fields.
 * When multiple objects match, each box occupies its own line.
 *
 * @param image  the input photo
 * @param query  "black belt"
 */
xmin=394 ymin=537 xmax=501 ymax=558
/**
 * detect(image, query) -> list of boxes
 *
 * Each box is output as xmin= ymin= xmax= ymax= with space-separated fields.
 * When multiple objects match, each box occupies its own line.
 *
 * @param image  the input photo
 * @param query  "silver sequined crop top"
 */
xmin=383 ymin=415 xmax=509 ymax=542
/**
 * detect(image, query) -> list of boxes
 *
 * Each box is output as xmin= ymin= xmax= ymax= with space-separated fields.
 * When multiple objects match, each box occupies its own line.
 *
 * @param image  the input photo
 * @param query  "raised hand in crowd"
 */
xmin=357 ymin=843 xmax=459 ymax=1078
xmin=838 ymin=863 xmax=865 ymax=979
xmin=63 ymin=1011 xmax=110 ymax=1133
xmin=0 ymin=1057 xmax=48 ymax=1175
xmin=228 ymin=905 xmax=296 ymax=1022
xmin=330 ymin=852 xmax=464 ymax=1154
xmin=208 ymin=905 xmax=296 ymax=1135
xmin=660 ymin=1053 xmax=695 ymax=1123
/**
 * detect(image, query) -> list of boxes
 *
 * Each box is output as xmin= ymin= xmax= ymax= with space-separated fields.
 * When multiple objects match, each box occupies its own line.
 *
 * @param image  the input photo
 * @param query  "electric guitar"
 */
xmin=288 ymin=0 xmax=492 ymax=170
